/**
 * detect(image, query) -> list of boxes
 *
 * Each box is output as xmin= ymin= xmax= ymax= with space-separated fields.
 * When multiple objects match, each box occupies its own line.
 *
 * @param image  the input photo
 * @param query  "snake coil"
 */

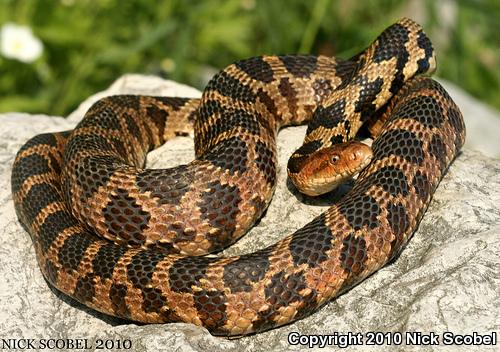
xmin=11 ymin=18 xmax=465 ymax=336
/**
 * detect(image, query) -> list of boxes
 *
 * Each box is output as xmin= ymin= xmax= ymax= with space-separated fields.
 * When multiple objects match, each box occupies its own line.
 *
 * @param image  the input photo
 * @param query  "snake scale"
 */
xmin=11 ymin=18 xmax=465 ymax=336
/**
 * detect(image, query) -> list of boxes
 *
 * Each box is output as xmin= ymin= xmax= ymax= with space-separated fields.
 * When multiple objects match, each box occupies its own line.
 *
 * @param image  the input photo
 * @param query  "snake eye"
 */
xmin=331 ymin=155 xmax=340 ymax=163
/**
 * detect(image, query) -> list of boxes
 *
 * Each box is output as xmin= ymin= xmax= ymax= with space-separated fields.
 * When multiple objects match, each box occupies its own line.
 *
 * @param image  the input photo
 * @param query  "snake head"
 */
xmin=288 ymin=141 xmax=373 ymax=196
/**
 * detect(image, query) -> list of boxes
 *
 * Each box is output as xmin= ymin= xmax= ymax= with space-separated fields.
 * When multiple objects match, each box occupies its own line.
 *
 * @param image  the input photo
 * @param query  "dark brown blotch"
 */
xmin=291 ymin=140 xmax=322 ymax=157
xmin=39 ymin=210 xmax=79 ymax=253
xmin=193 ymin=289 xmax=227 ymax=332
xmin=235 ymin=56 xmax=274 ymax=83
xmin=58 ymin=232 xmax=94 ymax=271
xmin=278 ymin=77 xmax=298 ymax=120
xmin=223 ymin=109 xmax=262 ymax=135
xmin=126 ymin=249 xmax=166 ymax=291
xmin=64 ymin=134 xmax=116 ymax=163
xmin=257 ymin=88 xmax=278 ymax=118
xmin=17 ymin=133 xmax=58 ymax=154
xmin=287 ymin=154 xmax=308 ymax=175
xmin=75 ymin=155 xmax=122 ymax=201
xmin=73 ymin=273 xmax=96 ymax=303
xmin=78 ymin=101 xmax=121 ymax=131
xmin=109 ymin=283 xmax=130 ymax=317
xmin=110 ymin=137 xmax=128 ymax=160
xmin=353 ymin=76 xmax=384 ymax=122
xmin=279 ymin=55 xmax=317 ymax=78
xmin=136 ymin=165 xmax=196 ymax=206
xmin=103 ymin=188 xmax=151 ymax=246
xmin=264 ymin=270 xmax=308 ymax=308
xmin=12 ymin=154 xmax=51 ymax=194
xmin=412 ymin=170 xmax=432 ymax=201
xmin=359 ymin=165 xmax=409 ymax=197
xmin=372 ymin=22 xmax=409 ymax=63
xmin=416 ymin=30 xmax=434 ymax=74
xmin=254 ymin=141 xmax=276 ymax=185
xmin=253 ymin=270 xmax=316 ymax=333
xmin=168 ymin=256 xmax=215 ymax=294
xmin=446 ymin=105 xmax=466 ymax=151
xmin=201 ymin=136 xmax=249 ymax=177
xmin=340 ymin=233 xmax=368 ymax=275
xmin=334 ymin=59 xmax=358 ymax=88
xmin=396 ymin=95 xmax=445 ymax=129
xmin=48 ymin=153 xmax=61 ymax=176
xmin=429 ymin=134 xmax=448 ymax=170
xmin=154 ymin=96 xmax=193 ymax=111
xmin=330 ymin=135 xmax=344 ymax=145
xmin=372 ymin=22 xmax=410 ymax=94
xmin=194 ymin=100 xmax=223 ymax=150
xmin=141 ymin=286 xmax=168 ymax=314
xmin=92 ymin=243 xmax=126 ymax=280
xmin=205 ymin=71 xmax=256 ymax=103
xmin=199 ymin=108 xmax=261 ymax=151
xmin=289 ymin=213 xmax=334 ymax=268
xmin=256 ymin=89 xmax=278 ymax=131
xmin=197 ymin=180 xmax=242 ymax=249
xmin=386 ymin=201 xmax=409 ymax=247
xmin=373 ymin=129 xmax=424 ymax=165
xmin=339 ymin=194 xmax=380 ymax=231
xmin=222 ymin=250 xmax=271 ymax=293
xmin=107 ymin=95 xmax=141 ymax=111
xmin=146 ymin=105 xmax=168 ymax=139
xmin=306 ymin=99 xmax=346 ymax=134
xmin=124 ymin=112 xmax=142 ymax=140
xmin=22 ymin=183 xmax=60 ymax=225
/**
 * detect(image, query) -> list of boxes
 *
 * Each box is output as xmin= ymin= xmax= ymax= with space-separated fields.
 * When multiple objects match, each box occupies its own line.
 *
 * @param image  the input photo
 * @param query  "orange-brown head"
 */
xmin=288 ymin=141 xmax=373 ymax=196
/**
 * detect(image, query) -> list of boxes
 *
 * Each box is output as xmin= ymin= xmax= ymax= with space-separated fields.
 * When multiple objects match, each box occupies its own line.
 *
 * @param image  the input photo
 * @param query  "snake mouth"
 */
xmin=288 ymin=141 xmax=373 ymax=196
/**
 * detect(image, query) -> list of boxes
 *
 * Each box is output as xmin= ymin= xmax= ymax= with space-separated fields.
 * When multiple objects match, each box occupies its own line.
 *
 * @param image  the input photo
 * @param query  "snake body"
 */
xmin=11 ymin=18 xmax=465 ymax=336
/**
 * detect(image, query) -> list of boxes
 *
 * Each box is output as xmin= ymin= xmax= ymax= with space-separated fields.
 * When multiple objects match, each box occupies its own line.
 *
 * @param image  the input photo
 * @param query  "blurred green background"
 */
xmin=0 ymin=0 xmax=498 ymax=117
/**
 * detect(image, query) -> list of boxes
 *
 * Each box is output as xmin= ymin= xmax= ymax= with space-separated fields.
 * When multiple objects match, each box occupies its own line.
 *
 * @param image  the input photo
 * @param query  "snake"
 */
xmin=11 ymin=18 xmax=466 ymax=336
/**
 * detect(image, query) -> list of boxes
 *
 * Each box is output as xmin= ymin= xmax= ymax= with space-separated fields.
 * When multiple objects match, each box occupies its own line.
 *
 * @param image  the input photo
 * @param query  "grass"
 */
xmin=0 ymin=0 xmax=498 ymax=116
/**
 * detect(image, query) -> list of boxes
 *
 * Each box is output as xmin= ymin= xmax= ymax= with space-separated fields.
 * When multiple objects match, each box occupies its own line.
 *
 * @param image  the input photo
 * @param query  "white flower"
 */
xmin=0 ymin=22 xmax=43 ymax=63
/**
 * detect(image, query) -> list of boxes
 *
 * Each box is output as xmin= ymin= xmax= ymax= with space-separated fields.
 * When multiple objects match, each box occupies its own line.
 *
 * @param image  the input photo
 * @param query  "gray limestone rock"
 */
xmin=0 ymin=75 xmax=498 ymax=351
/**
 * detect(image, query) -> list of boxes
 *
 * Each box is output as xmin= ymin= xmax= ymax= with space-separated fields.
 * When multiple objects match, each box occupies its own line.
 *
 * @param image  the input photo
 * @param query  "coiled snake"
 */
xmin=11 ymin=18 xmax=465 ymax=336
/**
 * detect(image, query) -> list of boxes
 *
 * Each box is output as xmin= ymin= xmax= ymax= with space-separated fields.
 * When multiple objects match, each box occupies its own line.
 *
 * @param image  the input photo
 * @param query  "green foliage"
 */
xmin=0 ymin=0 xmax=498 ymax=116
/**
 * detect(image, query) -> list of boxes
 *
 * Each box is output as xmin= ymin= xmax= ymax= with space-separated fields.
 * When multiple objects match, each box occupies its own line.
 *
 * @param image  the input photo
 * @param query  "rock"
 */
xmin=0 ymin=75 xmax=498 ymax=351
xmin=439 ymin=79 xmax=500 ymax=159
